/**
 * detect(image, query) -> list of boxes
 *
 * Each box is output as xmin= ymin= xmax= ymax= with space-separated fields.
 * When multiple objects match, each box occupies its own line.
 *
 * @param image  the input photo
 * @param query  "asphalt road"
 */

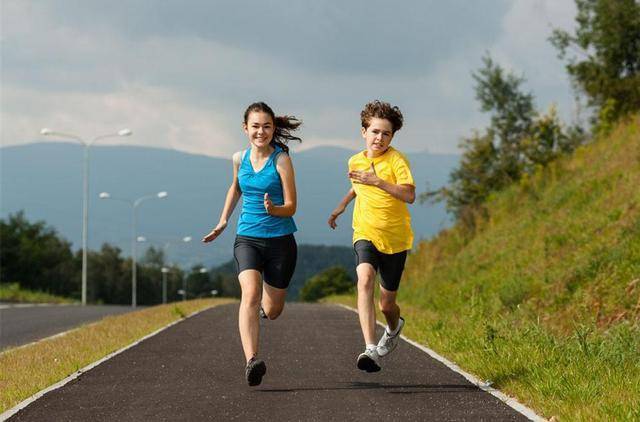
xmin=0 ymin=304 xmax=135 ymax=349
xmin=9 ymin=303 xmax=530 ymax=421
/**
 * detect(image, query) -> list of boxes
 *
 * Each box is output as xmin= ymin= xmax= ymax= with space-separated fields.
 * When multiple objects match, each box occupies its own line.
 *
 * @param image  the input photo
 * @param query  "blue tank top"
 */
xmin=236 ymin=146 xmax=297 ymax=238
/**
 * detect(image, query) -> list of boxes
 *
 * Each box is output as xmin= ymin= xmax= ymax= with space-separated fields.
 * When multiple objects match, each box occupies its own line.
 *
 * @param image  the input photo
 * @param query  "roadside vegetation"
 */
xmin=330 ymin=115 xmax=639 ymax=420
xmin=0 ymin=283 xmax=75 ymax=304
xmin=0 ymin=298 xmax=233 ymax=413
xmin=327 ymin=1 xmax=640 ymax=419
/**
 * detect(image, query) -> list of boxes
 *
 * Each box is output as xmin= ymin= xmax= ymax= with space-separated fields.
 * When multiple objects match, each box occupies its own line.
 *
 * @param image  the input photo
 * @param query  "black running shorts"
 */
xmin=354 ymin=240 xmax=407 ymax=292
xmin=233 ymin=234 xmax=297 ymax=289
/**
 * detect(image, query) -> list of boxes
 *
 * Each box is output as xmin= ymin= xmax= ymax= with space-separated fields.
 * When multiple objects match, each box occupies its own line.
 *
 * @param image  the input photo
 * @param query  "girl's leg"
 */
xmin=379 ymin=286 xmax=400 ymax=332
xmin=238 ymin=269 xmax=262 ymax=362
xmin=356 ymin=263 xmax=377 ymax=345
xmin=261 ymin=282 xmax=287 ymax=320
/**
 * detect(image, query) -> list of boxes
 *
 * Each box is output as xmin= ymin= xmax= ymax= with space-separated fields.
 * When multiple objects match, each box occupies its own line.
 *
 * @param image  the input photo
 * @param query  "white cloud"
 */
xmin=1 ymin=84 xmax=238 ymax=157
xmin=489 ymin=0 xmax=577 ymax=120
xmin=1 ymin=0 xmax=580 ymax=158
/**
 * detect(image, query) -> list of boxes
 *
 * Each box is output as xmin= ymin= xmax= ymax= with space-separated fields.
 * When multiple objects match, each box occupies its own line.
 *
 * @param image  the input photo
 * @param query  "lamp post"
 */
xmin=40 ymin=128 xmax=131 ymax=305
xmin=140 ymin=235 xmax=192 ymax=304
xmin=161 ymin=267 xmax=169 ymax=304
xmin=99 ymin=190 xmax=168 ymax=307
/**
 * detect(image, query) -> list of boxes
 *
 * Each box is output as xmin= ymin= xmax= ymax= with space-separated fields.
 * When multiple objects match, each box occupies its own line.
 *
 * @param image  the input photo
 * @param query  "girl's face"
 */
xmin=361 ymin=117 xmax=394 ymax=156
xmin=244 ymin=111 xmax=274 ymax=148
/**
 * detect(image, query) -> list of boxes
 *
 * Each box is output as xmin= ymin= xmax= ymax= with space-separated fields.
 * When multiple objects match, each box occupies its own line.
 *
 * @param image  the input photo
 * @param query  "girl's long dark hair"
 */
xmin=243 ymin=102 xmax=302 ymax=154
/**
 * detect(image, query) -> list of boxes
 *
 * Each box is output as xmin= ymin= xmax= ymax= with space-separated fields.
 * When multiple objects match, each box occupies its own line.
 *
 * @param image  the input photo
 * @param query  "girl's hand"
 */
xmin=264 ymin=193 xmax=274 ymax=214
xmin=202 ymin=221 xmax=227 ymax=243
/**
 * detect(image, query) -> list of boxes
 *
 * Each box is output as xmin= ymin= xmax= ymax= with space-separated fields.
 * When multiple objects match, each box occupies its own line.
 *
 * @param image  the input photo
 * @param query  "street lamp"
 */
xmin=40 ymin=127 xmax=131 ymax=305
xmin=161 ymin=267 xmax=170 ymax=305
xmin=141 ymin=235 xmax=192 ymax=305
xmin=99 ymin=190 xmax=168 ymax=307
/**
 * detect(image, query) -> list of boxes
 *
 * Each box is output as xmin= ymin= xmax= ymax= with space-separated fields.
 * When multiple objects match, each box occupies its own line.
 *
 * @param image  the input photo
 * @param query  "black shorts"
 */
xmin=233 ymin=234 xmax=297 ymax=289
xmin=354 ymin=240 xmax=407 ymax=292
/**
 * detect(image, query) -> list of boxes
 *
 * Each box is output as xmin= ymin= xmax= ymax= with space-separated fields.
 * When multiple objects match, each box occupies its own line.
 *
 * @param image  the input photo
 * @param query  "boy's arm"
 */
xmin=348 ymin=171 xmax=415 ymax=204
xmin=328 ymin=188 xmax=356 ymax=229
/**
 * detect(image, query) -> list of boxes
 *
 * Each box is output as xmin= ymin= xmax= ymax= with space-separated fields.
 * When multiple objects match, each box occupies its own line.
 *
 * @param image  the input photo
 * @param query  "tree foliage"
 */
xmin=299 ymin=266 xmax=353 ymax=302
xmin=0 ymin=211 xmax=78 ymax=296
xmin=423 ymin=56 xmax=585 ymax=220
xmin=550 ymin=0 xmax=640 ymax=128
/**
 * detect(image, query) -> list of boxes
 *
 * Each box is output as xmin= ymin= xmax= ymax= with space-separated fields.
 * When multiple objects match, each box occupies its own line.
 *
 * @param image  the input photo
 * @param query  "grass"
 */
xmin=327 ymin=116 xmax=640 ymax=420
xmin=0 ymin=283 xmax=76 ymax=304
xmin=0 ymin=298 xmax=234 ymax=413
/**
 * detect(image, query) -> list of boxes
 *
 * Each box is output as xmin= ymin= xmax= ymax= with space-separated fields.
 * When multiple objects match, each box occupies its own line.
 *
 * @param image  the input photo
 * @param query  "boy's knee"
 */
xmin=378 ymin=297 xmax=397 ymax=313
xmin=357 ymin=276 xmax=375 ymax=291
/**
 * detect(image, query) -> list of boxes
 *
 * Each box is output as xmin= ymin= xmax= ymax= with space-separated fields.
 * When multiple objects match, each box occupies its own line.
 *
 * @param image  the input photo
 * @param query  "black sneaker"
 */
xmin=245 ymin=357 xmax=267 ymax=386
xmin=356 ymin=348 xmax=381 ymax=373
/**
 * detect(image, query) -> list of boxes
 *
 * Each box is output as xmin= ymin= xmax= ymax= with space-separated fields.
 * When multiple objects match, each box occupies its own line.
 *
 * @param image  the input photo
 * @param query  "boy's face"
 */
xmin=361 ymin=117 xmax=394 ymax=156
xmin=243 ymin=111 xmax=274 ymax=148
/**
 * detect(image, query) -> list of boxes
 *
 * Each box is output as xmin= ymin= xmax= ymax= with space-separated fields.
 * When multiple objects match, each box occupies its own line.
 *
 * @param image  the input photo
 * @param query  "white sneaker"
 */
xmin=356 ymin=348 xmax=381 ymax=372
xmin=377 ymin=317 xmax=405 ymax=357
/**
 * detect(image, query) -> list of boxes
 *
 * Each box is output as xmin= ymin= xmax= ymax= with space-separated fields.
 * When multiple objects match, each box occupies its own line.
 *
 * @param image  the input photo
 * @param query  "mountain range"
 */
xmin=1 ymin=143 xmax=458 ymax=267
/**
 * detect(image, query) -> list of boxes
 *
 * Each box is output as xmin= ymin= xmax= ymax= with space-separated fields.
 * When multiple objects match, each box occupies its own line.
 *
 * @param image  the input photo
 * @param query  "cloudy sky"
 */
xmin=1 ymin=0 xmax=577 ymax=158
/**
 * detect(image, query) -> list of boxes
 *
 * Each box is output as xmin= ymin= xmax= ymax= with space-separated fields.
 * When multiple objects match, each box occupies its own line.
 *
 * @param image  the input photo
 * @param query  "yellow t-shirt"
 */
xmin=349 ymin=146 xmax=414 ymax=254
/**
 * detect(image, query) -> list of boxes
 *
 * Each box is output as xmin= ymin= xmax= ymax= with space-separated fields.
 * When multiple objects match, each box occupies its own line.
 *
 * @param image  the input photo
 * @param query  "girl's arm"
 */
xmin=202 ymin=152 xmax=242 ymax=243
xmin=265 ymin=153 xmax=296 ymax=217
xmin=328 ymin=188 xmax=356 ymax=229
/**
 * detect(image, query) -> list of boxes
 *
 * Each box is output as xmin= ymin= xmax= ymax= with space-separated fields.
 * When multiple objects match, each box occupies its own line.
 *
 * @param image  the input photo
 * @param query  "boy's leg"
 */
xmin=379 ymin=286 xmax=400 ymax=332
xmin=376 ymin=250 xmax=407 ymax=357
xmin=238 ymin=270 xmax=262 ymax=362
xmin=356 ymin=263 xmax=377 ymax=345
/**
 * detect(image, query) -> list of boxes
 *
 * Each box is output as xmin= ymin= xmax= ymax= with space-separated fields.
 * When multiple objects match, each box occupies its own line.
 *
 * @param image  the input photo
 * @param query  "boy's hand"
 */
xmin=348 ymin=165 xmax=380 ymax=186
xmin=264 ymin=193 xmax=274 ymax=214
xmin=327 ymin=209 xmax=342 ymax=229
xmin=202 ymin=221 xmax=227 ymax=243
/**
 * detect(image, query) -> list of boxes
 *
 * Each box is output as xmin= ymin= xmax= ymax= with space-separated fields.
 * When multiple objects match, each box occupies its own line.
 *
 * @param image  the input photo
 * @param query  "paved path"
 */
xmin=9 ymin=303 xmax=529 ymax=421
xmin=0 ymin=304 xmax=134 ymax=349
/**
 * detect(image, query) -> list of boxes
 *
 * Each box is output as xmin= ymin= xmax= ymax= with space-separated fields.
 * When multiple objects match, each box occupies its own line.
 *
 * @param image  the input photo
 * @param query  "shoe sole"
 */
xmin=357 ymin=355 xmax=381 ymax=373
xmin=247 ymin=361 xmax=267 ymax=386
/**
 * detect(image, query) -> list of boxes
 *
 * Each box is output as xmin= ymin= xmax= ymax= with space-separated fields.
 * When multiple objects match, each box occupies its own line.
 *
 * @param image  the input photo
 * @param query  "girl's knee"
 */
xmin=264 ymin=305 xmax=283 ymax=320
xmin=241 ymin=291 xmax=261 ymax=308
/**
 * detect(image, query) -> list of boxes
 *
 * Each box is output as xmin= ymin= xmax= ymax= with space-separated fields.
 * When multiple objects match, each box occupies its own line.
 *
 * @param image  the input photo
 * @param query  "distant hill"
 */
xmin=211 ymin=244 xmax=356 ymax=300
xmin=1 ymin=143 xmax=458 ymax=267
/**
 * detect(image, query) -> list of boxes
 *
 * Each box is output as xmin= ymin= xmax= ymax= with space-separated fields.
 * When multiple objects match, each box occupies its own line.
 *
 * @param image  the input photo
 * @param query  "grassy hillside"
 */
xmin=330 ymin=116 xmax=640 ymax=420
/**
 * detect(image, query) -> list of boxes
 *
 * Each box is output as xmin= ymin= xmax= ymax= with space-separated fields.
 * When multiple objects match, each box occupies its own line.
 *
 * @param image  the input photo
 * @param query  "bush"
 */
xmin=299 ymin=266 xmax=354 ymax=302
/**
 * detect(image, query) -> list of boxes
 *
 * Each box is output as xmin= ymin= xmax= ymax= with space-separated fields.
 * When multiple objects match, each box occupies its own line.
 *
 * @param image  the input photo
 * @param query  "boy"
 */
xmin=328 ymin=100 xmax=415 ymax=372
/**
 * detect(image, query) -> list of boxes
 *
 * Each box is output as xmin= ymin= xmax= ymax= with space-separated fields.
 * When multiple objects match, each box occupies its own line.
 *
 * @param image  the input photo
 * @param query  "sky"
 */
xmin=1 ymin=0 xmax=578 ymax=158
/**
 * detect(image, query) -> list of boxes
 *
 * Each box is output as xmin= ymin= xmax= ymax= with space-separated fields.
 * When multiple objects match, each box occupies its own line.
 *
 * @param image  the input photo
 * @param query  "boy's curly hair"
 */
xmin=360 ymin=100 xmax=404 ymax=133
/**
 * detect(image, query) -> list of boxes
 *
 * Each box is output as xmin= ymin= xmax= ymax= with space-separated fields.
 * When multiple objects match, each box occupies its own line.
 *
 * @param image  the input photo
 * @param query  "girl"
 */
xmin=203 ymin=102 xmax=301 ymax=386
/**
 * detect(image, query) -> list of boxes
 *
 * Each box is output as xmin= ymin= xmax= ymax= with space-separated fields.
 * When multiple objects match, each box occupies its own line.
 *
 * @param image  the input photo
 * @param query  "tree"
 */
xmin=473 ymin=54 xmax=536 ymax=184
xmin=299 ymin=266 xmax=353 ymax=302
xmin=423 ymin=55 xmax=536 ymax=218
xmin=550 ymin=0 xmax=640 ymax=128
xmin=0 ymin=211 xmax=78 ymax=297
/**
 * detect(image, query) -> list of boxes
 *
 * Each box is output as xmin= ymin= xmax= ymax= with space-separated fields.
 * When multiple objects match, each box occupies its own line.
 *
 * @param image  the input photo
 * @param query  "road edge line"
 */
xmin=0 ymin=305 xmax=217 ymax=421
xmin=334 ymin=303 xmax=545 ymax=422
